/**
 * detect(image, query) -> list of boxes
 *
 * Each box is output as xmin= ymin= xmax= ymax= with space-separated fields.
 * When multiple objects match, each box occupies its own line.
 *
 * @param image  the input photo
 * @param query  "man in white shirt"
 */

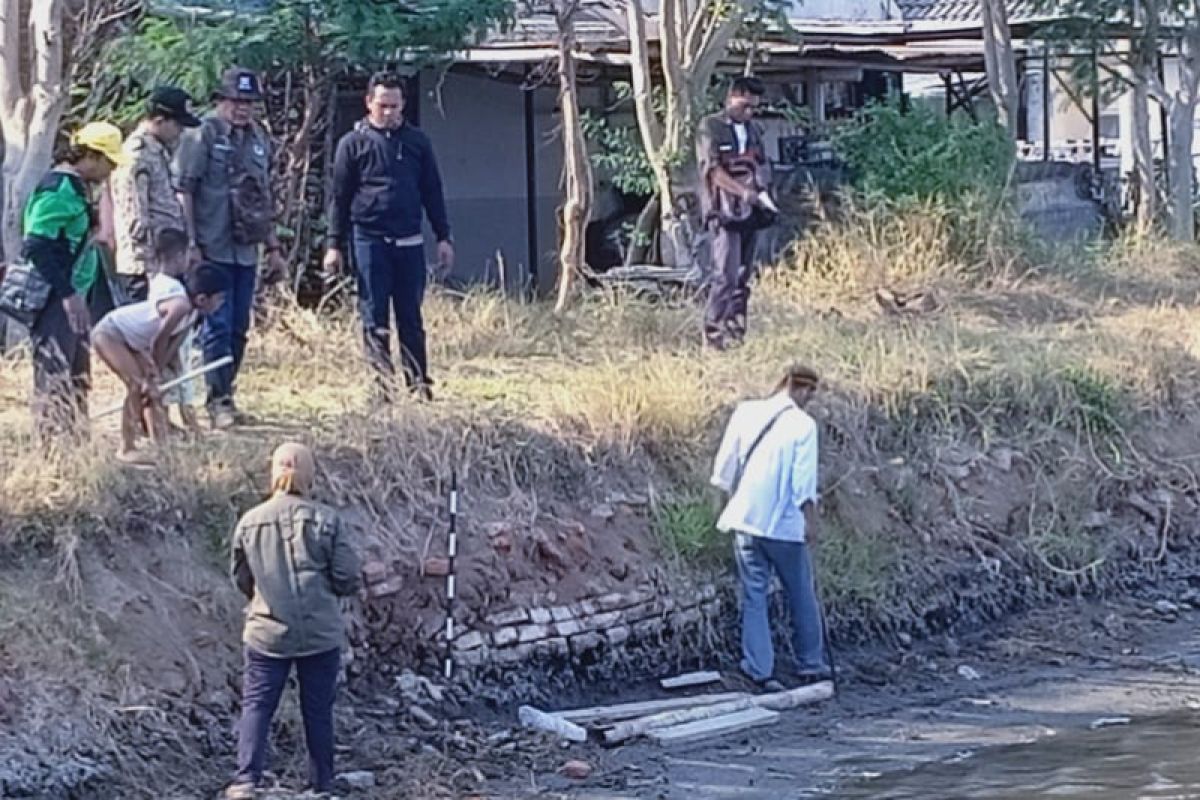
xmin=711 ymin=365 xmax=831 ymax=689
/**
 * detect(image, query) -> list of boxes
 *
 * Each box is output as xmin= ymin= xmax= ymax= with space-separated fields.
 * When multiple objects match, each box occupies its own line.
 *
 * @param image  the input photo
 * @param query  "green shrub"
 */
xmin=833 ymin=101 xmax=1014 ymax=206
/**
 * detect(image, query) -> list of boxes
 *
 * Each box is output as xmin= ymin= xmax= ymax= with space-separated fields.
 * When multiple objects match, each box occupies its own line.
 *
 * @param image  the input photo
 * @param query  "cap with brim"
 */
xmin=214 ymin=67 xmax=264 ymax=102
xmin=72 ymin=122 xmax=129 ymax=166
xmin=147 ymin=86 xmax=202 ymax=128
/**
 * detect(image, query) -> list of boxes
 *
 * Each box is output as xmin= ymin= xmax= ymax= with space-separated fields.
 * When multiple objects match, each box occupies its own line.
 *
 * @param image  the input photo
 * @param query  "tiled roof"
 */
xmin=895 ymin=0 xmax=1053 ymax=23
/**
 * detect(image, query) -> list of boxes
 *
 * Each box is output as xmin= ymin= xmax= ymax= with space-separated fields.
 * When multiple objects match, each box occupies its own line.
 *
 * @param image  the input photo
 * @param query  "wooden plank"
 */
xmin=554 ymin=692 xmax=750 ymax=724
xmin=649 ymin=707 xmax=780 ymax=745
xmin=660 ymin=671 xmax=722 ymax=690
xmin=603 ymin=681 xmax=834 ymax=745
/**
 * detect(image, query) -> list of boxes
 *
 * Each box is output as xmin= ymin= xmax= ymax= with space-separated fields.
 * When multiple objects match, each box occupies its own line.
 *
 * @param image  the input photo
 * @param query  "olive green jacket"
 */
xmin=231 ymin=493 xmax=361 ymax=658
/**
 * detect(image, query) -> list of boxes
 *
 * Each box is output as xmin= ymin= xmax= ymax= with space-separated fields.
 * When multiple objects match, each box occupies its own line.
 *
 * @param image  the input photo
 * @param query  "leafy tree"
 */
xmin=73 ymin=0 xmax=517 ymax=285
xmin=622 ymin=0 xmax=794 ymax=268
xmin=1038 ymin=0 xmax=1200 ymax=241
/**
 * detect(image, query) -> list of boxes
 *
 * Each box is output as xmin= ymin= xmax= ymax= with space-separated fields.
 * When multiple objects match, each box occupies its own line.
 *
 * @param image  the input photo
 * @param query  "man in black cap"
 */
xmin=110 ymin=86 xmax=202 ymax=303
xmin=176 ymin=67 xmax=285 ymax=430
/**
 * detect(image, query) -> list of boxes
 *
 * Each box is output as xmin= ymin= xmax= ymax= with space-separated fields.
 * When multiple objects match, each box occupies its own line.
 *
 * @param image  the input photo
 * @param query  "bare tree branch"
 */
xmin=0 ymin=0 xmax=22 ymax=122
xmin=625 ymin=0 xmax=664 ymax=155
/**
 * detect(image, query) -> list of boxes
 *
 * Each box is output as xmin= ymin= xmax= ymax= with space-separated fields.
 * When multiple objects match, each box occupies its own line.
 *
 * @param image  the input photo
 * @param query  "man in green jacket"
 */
xmin=226 ymin=442 xmax=361 ymax=800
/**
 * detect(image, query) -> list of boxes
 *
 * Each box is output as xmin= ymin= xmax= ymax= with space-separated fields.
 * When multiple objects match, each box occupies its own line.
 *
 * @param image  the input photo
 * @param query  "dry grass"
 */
xmin=0 ymin=219 xmax=1198 ymax=644
xmin=2 ymin=229 xmax=1199 ymax=551
xmin=2 ymin=210 xmax=1200 ymax=794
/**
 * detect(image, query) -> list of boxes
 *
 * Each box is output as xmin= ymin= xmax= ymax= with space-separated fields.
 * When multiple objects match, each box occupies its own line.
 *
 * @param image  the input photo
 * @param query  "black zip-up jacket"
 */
xmin=327 ymin=118 xmax=451 ymax=248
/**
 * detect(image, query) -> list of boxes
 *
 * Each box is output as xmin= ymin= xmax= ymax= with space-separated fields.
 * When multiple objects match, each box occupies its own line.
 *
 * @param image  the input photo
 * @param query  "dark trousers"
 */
xmin=352 ymin=232 xmax=429 ymax=391
xmin=201 ymin=262 xmax=256 ymax=408
xmin=30 ymin=291 xmax=90 ymax=440
xmin=235 ymin=647 xmax=340 ymax=792
xmin=704 ymin=224 xmax=759 ymax=346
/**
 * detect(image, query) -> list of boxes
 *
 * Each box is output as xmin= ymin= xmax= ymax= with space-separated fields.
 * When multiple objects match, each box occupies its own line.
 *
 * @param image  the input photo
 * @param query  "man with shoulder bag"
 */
xmin=176 ymin=67 xmax=286 ymax=430
xmin=695 ymin=76 xmax=778 ymax=350
xmin=711 ymin=365 xmax=833 ymax=692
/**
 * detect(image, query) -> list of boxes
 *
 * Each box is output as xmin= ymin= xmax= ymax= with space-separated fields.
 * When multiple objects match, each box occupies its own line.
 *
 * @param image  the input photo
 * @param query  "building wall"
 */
xmin=415 ymin=70 xmax=564 ymax=292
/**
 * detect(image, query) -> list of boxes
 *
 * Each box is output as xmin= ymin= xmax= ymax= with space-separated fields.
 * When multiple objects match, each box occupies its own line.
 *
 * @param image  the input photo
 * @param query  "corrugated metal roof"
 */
xmin=895 ymin=0 xmax=1051 ymax=23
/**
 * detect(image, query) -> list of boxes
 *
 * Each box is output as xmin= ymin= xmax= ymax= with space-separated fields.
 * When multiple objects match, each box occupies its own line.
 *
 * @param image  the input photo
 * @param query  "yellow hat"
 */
xmin=71 ymin=122 xmax=128 ymax=166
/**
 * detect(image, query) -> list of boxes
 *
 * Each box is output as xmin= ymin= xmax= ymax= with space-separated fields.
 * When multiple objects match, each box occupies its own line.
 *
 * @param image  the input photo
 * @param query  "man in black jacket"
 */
xmin=324 ymin=71 xmax=453 ymax=401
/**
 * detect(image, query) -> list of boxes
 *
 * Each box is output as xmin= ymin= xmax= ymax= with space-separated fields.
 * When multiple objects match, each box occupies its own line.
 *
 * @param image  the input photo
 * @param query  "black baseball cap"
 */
xmin=147 ymin=86 xmax=201 ymax=128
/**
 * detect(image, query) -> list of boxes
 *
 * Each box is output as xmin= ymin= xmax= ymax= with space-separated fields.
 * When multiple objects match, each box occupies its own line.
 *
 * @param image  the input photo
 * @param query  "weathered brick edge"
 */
xmin=449 ymin=585 xmax=723 ymax=670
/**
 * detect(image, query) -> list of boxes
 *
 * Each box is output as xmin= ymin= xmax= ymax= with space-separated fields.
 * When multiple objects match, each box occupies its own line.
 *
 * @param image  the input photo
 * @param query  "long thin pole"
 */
xmin=89 ymin=355 xmax=233 ymax=419
xmin=1091 ymin=49 xmax=1102 ymax=171
xmin=1042 ymin=45 xmax=1052 ymax=162
xmin=811 ymin=568 xmax=839 ymax=697
xmin=443 ymin=470 xmax=460 ymax=680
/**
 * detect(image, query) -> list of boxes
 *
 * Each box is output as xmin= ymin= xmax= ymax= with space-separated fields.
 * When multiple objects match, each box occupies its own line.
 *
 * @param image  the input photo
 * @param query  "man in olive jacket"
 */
xmin=226 ymin=442 xmax=361 ymax=800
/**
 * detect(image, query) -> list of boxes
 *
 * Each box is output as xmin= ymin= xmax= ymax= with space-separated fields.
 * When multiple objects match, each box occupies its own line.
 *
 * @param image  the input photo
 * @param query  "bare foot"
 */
xmin=116 ymin=449 xmax=156 ymax=468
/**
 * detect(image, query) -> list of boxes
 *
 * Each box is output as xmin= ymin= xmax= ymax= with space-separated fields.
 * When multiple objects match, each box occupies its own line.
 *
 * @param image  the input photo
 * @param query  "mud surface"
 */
xmin=487 ymin=576 xmax=1200 ymax=799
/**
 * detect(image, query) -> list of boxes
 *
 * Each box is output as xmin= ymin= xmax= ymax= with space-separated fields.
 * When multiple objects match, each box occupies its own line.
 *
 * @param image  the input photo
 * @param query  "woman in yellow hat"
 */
xmin=21 ymin=121 xmax=126 ymax=440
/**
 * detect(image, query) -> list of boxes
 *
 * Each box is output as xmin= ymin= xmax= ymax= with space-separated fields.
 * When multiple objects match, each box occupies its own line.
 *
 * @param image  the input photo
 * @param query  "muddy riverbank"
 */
xmin=32 ymin=572 xmax=1197 ymax=800
xmin=490 ymin=573 xmax=1200 ymax=799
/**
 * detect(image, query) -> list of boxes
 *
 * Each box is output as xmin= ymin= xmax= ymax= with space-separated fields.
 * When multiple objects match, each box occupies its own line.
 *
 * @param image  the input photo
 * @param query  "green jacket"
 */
xmin=21 ymin=171 xmax=100 ymax=297
xmin=230 ymin=493 xmax=361 ymax=658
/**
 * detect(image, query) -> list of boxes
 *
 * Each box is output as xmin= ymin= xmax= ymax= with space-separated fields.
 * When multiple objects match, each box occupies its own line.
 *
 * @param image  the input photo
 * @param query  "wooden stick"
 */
xmin=660 ymin=670 xmax=722 ymax=690
xmin=554 ymin=691 xmax=751 ymax=724
xmin=90 ymin=355 xmax=233 ymax=419
xmin=602 ymin=681 xmax=834 ymax=745
xmin=648 ymin=707 xmax=780 ymax=745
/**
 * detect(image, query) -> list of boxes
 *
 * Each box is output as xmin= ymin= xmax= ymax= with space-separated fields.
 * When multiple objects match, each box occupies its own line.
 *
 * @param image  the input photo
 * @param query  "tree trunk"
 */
xmin=553 ymin=1 xmax=593 ymax=313
xmin=1165 ymin=103 xmax=1196 ymax=241
xmin=1165 ymin=26 xmax=1199 ymax=241
xmin=1131 ymin=57 xmax=1157 ymax=229
xmin=624 ymin=194 xmax=659 ymax=267
xmin=625 ymin=0 xmax=752 ymax=268
xmin=0 ymin=0 xmax=68 ymax=265
xmin=981 ymin=0 xmax=1020 ymax=134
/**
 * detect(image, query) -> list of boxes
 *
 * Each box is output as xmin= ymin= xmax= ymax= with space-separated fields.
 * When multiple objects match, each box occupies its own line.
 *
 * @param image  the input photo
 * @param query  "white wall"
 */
xmin=787 ymin=0 xmax=899 ymax=21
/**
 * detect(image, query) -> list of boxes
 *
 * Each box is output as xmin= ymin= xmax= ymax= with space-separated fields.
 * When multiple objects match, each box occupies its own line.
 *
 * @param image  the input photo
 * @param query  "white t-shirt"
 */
xmin=103 ymin=273 xmax=193 ymax=354
xmin=732 ymin=122 xmax=749 ymax=154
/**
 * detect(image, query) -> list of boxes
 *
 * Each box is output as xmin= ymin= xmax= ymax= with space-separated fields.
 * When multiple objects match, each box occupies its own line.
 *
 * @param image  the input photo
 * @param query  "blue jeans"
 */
xmin=351 ymin=232 xmax=429 ymax=389
xmin=734 ymin=534 xmax=830 ymax=681
xmin=200 ymin=262 xmax=256 ymax=408
xmin=235 ymin=647 xmax=340 ymax=792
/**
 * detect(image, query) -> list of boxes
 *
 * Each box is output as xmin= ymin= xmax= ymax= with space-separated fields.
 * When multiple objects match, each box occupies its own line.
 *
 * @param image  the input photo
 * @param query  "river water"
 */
xmin=838 ymin=711 xmax=1200 ymax=799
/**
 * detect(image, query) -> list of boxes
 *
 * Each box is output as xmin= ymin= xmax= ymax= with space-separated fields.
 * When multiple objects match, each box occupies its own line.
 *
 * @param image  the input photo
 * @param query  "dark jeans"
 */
xmin=201 ymin=262 xmax=256 ymax=409
xmin=235 ymin=646 xmax=340 ymax=792
xmin=704 ymin=224 xmax=759 ymax=346
xmin=30 ymin=291 xmax=90 ymax=441
xmin=351 ymin=232 xmax=429 ymax=390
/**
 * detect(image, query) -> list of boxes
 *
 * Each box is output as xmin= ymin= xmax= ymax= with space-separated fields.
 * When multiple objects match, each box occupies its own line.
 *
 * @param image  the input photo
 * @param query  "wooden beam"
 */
xmin=554 ymin=692 xmax=751 ymax=724
xmin=661 ymin=671 xmax=723 ymax=690
xmin=603 ymin=682 xmax=834 ymax=745
xmin=649 ymin=707 xmax=780 ymax=745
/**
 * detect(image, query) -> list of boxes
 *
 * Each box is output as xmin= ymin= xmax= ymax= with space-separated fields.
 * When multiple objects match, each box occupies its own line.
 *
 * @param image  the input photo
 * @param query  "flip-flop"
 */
xmin=223 ymin=784 xmax=256 ymax=800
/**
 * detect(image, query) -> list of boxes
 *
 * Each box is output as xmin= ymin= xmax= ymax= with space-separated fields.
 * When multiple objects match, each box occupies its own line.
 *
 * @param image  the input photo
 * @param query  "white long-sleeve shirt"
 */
xmin=710 ymin=392 xmax=819 ymax=542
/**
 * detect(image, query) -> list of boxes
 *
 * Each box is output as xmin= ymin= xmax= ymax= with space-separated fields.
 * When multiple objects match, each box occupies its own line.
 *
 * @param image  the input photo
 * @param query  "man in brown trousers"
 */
xmin=696 ymin=76 xmax=775 ymax=350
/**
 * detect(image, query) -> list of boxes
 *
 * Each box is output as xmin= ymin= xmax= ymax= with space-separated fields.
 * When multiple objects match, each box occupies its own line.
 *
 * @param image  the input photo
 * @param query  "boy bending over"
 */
xmin=93 ymin=245 xmax=227 ymax=463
